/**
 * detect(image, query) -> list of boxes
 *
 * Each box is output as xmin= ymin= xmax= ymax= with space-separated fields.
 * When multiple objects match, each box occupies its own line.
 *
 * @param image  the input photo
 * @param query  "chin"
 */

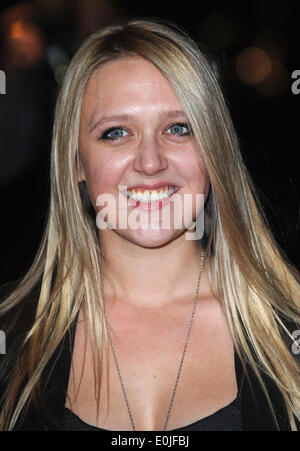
xmin=118 ymin=228 xmax=184 ymax=248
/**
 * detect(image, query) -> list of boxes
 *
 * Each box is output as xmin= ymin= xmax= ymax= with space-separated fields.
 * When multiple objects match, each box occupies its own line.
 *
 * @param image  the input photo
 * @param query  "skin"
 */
xmin=67 ymin=56 xmax=237 ymax=430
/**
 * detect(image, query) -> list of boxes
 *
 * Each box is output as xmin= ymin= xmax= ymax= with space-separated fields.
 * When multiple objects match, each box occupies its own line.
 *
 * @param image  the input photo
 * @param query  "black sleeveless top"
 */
xmin=62 ymin=349 xmax=242 ymax=431
xmin=62 ymin=396 xmax=241 ymax=431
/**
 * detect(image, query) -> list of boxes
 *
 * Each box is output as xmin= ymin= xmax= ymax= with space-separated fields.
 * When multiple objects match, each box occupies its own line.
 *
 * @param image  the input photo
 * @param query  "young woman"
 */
xmin=0 ymin=18 xmax=299 ymax=431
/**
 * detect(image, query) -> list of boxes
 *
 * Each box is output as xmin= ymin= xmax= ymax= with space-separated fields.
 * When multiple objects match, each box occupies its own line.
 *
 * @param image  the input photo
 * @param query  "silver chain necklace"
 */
xmin=104 ymin=250 xmax=205 ymax=431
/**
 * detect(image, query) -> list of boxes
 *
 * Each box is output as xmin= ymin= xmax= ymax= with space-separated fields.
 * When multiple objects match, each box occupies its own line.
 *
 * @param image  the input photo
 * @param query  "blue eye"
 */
xmin=100 ymin=127 xmax=129 ymax=140
xmin=166 ymin=122 xmax=191 ymax=136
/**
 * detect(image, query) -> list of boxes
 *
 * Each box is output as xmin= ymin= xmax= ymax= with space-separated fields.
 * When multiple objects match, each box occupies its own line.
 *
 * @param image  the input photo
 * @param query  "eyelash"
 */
xmin=99 ymin=122 xmax=192 ymax=141
xmin=99 ymin=126 xmax=128 ymax=140
xmin=166 ymin=122 xmax=192 ymax=137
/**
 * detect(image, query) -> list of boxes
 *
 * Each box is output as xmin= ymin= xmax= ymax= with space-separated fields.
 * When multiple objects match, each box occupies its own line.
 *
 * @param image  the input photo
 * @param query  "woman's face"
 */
xmin=78 ymin=56 xmax=210 ymax=247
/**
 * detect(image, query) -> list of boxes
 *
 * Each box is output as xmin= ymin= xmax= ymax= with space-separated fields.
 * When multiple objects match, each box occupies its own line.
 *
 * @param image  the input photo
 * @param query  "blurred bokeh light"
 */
xmin=255 ymin=61 xmax=289 ymax=97
xmin=9 ymin=20 xmax=45 ymax=68
xmin=236 ymin=47 xmax=272 ymax=84
xmin=235 ymin=38 xmax=289 ymax=97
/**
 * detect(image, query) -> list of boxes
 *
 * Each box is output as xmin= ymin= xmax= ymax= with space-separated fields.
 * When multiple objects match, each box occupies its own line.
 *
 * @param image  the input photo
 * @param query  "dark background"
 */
xmin=0 ymin=0 xmax=299 ymax=285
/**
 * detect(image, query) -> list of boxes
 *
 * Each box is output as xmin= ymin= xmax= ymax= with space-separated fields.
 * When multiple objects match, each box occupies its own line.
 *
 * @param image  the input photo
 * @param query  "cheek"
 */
xmin=83 ymin=155 xmax=126 ymax=202
xmin=177 ymin=153 xmax=208 ymax=187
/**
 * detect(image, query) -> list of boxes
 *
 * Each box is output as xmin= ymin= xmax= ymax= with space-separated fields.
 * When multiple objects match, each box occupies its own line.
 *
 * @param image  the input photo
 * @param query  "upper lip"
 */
xmin=125 ymin=183 xmax=178 ymax=191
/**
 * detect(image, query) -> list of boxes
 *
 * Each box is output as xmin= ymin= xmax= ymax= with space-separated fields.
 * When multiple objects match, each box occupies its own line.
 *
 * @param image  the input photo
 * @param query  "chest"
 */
xmin=65 ymin=299 xmax=238 ymax=430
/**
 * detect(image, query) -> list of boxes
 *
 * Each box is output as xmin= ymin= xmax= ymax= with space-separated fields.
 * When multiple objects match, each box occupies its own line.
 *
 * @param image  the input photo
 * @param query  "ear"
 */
xmin=77 ymin=153 xmax=86 ymax=183
xmin=77 ymin=170 xmax=85 ymax=183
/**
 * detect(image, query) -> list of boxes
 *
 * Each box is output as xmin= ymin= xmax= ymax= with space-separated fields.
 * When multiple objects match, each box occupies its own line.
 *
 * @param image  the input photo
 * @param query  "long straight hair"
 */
xmin=0 ymin=18 xmax=300 ymax=430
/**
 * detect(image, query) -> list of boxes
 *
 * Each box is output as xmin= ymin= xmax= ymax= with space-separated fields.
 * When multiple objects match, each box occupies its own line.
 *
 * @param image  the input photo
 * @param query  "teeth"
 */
xmin=126 ymin=186 xmax=176 ymax=202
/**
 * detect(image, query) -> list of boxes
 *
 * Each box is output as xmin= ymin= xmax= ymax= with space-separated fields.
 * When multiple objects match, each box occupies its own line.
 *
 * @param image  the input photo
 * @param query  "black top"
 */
xmin=62 ymin=397 xmax=242 ymax=432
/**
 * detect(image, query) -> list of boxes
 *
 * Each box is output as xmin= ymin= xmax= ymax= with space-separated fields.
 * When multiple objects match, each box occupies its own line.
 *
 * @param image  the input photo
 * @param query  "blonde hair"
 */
xmin=1 ymin=18 xmax=300 ymax=430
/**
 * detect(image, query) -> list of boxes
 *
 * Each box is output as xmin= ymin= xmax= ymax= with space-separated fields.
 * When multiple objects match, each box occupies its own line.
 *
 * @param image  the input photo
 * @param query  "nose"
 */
xmin=132 ymin=134 xmax=169 ymax=175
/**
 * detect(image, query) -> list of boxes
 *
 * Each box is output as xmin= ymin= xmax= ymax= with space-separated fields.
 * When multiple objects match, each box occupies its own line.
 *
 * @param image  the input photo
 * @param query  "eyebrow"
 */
xmin=89 ymin=110 xmax=187 ymax=133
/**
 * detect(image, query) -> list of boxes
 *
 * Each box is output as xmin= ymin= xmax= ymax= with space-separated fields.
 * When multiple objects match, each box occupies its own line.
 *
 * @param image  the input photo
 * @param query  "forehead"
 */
xmin=81 ymin=56 xmax=182 ymax=117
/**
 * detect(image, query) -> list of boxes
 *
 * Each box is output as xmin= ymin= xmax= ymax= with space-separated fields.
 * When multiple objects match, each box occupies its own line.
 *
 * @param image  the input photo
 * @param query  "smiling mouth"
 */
xmin=126 ymin=185 xmax=178 ymax=202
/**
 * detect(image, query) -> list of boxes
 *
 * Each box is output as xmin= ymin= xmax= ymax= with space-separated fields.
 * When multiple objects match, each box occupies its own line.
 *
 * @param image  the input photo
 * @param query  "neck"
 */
xmin=99 ymin=230 xmax=208 ymax=310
